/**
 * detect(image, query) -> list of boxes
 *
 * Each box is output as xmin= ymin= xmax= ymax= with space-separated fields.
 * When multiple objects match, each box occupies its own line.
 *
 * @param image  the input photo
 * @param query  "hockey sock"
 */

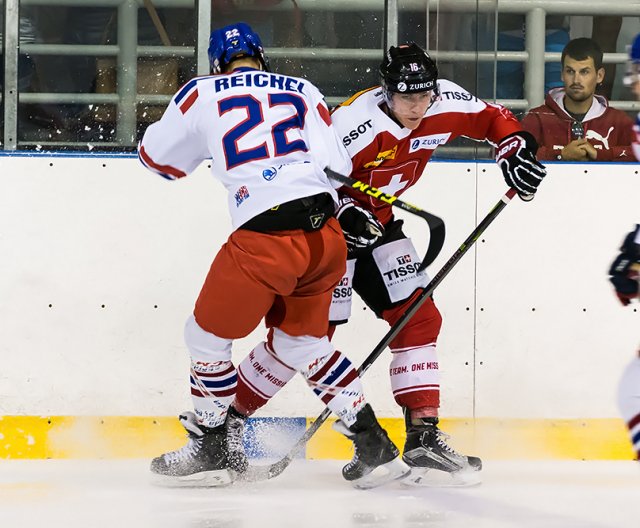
xmin=389 ymin=344 xmax=440 ymax=409
xmin=190 ymin=360 xmax=237 ymax=428
xmin=302 ymin=350 xmax=365 ymax=427
xmin=627 ymin=413 xmax=640 ymax=460
xmin=234 ymin=342 xmax=297 ymax=416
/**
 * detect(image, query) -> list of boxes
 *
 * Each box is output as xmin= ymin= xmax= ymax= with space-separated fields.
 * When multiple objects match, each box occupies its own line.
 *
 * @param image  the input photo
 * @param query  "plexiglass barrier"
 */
xmin=1 ymin=0 xmax=639 ymax=157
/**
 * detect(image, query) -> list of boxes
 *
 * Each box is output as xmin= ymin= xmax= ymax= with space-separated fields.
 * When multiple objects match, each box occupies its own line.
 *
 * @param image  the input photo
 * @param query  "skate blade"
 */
xmin=401 ymin=466 xmax=482 ymax=488
xmin=150 ymin=468 xmax=234 ymax=488
xmin=352 ymin=458 xmax=411 ymax=490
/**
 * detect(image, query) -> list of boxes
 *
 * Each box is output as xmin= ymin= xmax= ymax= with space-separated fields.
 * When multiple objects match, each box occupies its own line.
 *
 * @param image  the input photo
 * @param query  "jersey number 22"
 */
xmin=219 ymin=93 xmax=308 ymax=170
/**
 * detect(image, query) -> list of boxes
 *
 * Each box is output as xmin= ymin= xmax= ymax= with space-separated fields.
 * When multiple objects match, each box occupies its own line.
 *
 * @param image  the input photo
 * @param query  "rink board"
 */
xmin=1 ymin=154 xmax=639 ymax=461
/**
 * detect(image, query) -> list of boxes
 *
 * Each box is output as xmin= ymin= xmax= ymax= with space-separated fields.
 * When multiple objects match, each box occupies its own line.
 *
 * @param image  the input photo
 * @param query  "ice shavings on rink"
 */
xmin=243 ymin=416 xmax=306 ymax=459
xmin=0 ymin=459 xmax=638 ymax=528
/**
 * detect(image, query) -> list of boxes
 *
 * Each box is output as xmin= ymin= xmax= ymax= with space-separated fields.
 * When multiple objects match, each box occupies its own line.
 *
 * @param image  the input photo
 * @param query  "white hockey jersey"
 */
xmin=138 ymin=67 xmax=350 ymax=230
xmin=330 ymin=79 xmax=522 ymax=224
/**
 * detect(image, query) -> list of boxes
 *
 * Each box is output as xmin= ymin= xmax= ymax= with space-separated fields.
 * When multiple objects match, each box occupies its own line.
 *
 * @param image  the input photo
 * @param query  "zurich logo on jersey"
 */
xmin=262 ymin=167 xmax=278 ymax=181
xmin=409 ymin=133 xmax=452 ymax=152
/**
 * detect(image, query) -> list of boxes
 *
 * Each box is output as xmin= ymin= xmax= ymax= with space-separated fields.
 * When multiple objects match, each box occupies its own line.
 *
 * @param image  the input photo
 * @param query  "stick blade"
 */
xmin=418 ymin=212 xmax=445 ymax=273
xmin=236 ymin=456 xmax=293 ymax=483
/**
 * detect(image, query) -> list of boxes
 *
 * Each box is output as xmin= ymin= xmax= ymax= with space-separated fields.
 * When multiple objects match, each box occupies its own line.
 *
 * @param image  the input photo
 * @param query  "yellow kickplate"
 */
xmin=0 ymin=416 xmax=185 ymax=459
xmin=305 ymin=417 xmax=636 ymax=461
xmin=0 ymin=416 xmax=635 ymax=460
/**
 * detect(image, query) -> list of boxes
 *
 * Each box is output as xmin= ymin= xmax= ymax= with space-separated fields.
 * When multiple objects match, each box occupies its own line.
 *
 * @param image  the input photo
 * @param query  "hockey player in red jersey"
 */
xmin=138 ymin=22 xmax=409 ymax=489
xmin=232 ymin=42 xmax=547 ymax=486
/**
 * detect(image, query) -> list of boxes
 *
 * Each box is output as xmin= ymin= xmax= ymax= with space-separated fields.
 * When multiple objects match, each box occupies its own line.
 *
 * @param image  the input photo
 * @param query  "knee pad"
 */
xmin=184 ymin=314 xmax=233 ymax=363
xmin=269 ymin=328 xmax=366 ymax=426
xmin=270 ymin=327 xmax=333 ymax=371
xmin=303 ymin=348 xmax=365 ymax=427
xmin=389 ymin=344 xmax=440 ymax=409
xmin=383 ymin=294 xmax=442 ymax=350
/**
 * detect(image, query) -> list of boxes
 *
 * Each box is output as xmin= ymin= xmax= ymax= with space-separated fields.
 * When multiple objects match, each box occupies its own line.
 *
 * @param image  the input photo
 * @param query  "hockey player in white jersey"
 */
xmin=609 ymin=223 xmax=640 ymax=461
xmin=233 ymin=42 xmax=547 ymax=486
xmin=610 ymin=35 xmax=640 ymax=461
xmin=138 ymin=22 xmax=409 ymax=488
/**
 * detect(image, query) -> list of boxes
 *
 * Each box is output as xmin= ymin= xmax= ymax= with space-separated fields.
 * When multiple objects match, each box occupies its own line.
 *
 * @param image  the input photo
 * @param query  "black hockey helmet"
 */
xmin=379 ymin=43 xmax=438 ymax=96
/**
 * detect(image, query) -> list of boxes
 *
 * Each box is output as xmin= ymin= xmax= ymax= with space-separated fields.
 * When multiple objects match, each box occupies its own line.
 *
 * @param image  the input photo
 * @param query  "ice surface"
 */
xmin=0 ymin=459 xmax=638 ymax=528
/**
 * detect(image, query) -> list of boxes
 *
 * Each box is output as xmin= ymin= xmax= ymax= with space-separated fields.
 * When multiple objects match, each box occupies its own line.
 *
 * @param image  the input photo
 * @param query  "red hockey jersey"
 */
xmin=330 ymin=79 xmax=522 ymax=224
xmin=521 ymin=88 xmax=635 ymax=162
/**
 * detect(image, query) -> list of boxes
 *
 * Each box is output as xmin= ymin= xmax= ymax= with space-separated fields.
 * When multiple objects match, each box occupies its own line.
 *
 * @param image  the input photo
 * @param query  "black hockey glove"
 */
xmin=496 ymin=131 xmax=547 ymax=201
xmin=608 ymin=225 xmax=640 ymax=306
xmin=336 ymin=197 xmax=384 ymax=253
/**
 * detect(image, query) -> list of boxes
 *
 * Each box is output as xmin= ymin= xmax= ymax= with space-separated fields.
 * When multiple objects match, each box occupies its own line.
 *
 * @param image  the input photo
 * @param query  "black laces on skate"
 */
xmin=344 ymin=446 xmax=362 ymax=472
xmin=433 ymin=430 xmax=462 ymax=457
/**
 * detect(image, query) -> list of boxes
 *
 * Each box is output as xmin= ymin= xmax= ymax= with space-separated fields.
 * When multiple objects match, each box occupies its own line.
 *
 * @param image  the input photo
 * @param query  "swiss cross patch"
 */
xmin=363 ymin=161 xmax=420 ymax=209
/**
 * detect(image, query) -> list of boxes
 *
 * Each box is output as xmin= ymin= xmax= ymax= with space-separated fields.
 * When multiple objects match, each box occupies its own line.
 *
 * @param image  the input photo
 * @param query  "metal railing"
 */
xmin=2 ymin=0 xmax=640 ymax=151
xmin=3 ymin=0 xmax=209 ymax=148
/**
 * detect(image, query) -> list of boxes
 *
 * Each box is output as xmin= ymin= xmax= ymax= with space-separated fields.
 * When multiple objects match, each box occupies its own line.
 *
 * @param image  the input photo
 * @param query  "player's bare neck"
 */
xmin=227 ymin=57 xmax=262 ymax=72
xmin=380 ymin=102 xmax=404 ymax=128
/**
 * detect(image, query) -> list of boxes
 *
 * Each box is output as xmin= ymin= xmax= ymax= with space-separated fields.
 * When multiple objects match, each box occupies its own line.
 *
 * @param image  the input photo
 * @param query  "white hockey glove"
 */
xmin=336 ymin=197 xmax=384 ymax=252
xmin=496 ymin=131 xmax=547 ymax=201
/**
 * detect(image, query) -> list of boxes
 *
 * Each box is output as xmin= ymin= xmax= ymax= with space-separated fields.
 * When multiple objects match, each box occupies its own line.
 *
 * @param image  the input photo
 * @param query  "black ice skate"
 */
xmin=150 ymin=411 xmax=233 ymax=487
xmin=333 ymin=404 xmax=411 ymax=489
xmin=401 ymin=414 xmax=482 ymax=487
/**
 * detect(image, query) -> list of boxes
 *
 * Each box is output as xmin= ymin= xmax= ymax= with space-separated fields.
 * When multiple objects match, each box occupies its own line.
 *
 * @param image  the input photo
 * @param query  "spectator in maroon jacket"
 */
xmin=522 ymin=37 xmax=635 ymax=162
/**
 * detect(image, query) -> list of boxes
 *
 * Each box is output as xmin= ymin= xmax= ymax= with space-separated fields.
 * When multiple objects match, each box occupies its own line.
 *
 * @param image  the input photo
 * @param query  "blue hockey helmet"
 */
xmin=380 ymin=43 xmax=438 ymax=97
xmin=208 ymin=22 xmax=270 ymax=74
xmin=624 ymin=32 xmax=640 ymax=86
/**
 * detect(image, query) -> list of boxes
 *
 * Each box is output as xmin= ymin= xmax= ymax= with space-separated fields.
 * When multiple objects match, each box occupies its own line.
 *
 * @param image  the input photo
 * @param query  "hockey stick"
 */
xmin=326 ymin=169 xmax=445 ymax=272
xmin=241 ymin=187 xmax=518 ymax=483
